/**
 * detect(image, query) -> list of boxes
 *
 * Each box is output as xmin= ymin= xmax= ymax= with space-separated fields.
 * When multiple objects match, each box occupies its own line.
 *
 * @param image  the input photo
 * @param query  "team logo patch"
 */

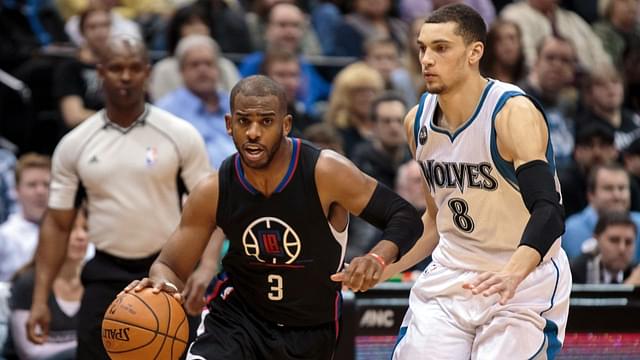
xmin=145 ymin=147 xmax=158 ymax=167
xmin=242 ymin=217 xmax=301 ymax=264
xmin=419 ymin=125 xmax=428 ymax=145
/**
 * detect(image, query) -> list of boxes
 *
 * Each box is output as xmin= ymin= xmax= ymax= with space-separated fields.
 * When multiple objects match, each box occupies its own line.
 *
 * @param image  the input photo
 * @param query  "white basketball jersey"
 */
xmin=414 ymin=80 xmax=562 ymax=272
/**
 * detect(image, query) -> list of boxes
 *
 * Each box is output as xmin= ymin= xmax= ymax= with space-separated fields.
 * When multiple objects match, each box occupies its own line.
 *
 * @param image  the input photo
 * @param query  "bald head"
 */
xmin=98 ymin=35 xmax=149 ymax=65
xmin=230 ymin=75 xmax=288 ymax=114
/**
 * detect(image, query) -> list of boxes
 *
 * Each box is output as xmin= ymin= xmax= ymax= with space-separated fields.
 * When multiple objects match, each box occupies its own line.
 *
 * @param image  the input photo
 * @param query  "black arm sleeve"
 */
xmin=516 ymin=160 xmax=565 ymax=259
xmin=358 ymin=182 xmax=423 ymax=258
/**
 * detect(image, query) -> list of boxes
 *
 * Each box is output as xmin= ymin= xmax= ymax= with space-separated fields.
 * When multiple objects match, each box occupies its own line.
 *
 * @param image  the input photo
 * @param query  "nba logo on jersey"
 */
xmin=419 ymin=126 xmax=428 ymax=145
xmin=145 ymin=146 xmax=158 ymax=167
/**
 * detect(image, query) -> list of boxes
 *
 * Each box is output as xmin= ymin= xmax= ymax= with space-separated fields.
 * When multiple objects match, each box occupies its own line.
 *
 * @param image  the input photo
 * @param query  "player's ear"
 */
xmin=282 ymin=114 xmax=292 ymax=136
xmin=469 ymin=41 xmax=484 ymax=66
xmin=225 ymin=114 xmax=233 ymax=135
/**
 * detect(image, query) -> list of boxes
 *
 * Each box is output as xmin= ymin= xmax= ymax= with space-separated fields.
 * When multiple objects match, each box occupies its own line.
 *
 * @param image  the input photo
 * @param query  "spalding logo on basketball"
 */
xmin=242 ymin=216 xmax=301 ymax=264
xmin=102 ymin=288 xmax=189 ymax=359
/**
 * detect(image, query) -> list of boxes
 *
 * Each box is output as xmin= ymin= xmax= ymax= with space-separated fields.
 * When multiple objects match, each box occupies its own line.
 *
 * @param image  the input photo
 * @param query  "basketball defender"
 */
xmin=125 ymin=75 xmax=422 ymax=359
xmin=383 ymin=5 xmax=572 ymax=359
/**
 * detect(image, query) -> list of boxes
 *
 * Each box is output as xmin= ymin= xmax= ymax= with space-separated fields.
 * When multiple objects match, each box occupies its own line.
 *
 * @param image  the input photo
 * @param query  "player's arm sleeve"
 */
xmin=177 ymin=123 xmax=212 ymax=192
xmin=516 ymin=160 xmax=565 ymax=259
xmin=48 ymin=137 xmax=81 ymax=210
xmin=358 ymin=182 xmax=423 ymax=258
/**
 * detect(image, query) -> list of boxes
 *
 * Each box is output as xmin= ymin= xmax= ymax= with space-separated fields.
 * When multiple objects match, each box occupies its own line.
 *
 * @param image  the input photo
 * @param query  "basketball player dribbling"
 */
xmin=124 ymin=75 xmax=422 ymax=359
xmin=383 ymin=4 xmax=572 ymax=359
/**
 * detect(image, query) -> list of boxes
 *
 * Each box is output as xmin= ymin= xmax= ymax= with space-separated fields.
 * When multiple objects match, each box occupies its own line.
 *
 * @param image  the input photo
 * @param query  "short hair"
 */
xmin=303 ymin=123 xmax=344 ymax=152
xmin=99 ymin=35 xmax=149 ymax=64
xmin=230 ymin=75 xmax=288 ymax=114
xmin=175 ymin=34 xmax=220 ymax=67
xmin=594 ymin=210 xmax=637 ymax=237
xmin=15 ymin=153 xmax=51 ymax=185
xmin=574 ymin=122 xmax=615 ymax=147
xmin=535 ymin=35 xmax=575 ymax=58
xmin=424 ymin=3 xmax=487 ymax=45
xmin=583 ymin=62 xmax=622 ymax=90
xmin=260 ymin=47 xmax=299 ymax=75
xmin=587 ymin=163 xmax=628 ymax=194
xmin=370 ymin=91 xmax=407 ymax=122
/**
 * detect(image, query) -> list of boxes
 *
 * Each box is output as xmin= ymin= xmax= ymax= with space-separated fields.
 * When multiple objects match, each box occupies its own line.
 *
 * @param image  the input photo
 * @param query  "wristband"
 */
xmin=367 ymin=253 xmax=387 ymax=269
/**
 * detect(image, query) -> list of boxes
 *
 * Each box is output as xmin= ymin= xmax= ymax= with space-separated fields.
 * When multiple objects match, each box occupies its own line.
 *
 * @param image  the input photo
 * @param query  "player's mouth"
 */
xmin=423 ymin=73 xmax=437 ymax=80
xmin=243 ymin=144 xmax=266 ymax=161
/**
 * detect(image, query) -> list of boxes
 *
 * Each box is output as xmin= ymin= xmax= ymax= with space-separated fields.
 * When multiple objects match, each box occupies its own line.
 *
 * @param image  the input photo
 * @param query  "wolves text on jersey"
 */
xmin=419 ymin=160 xmax=498 ymax=193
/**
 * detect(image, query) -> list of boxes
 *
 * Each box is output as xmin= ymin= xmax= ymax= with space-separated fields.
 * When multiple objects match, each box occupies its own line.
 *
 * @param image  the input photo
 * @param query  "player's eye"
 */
xmin=263 ymin=118 xmax=273 ymax=126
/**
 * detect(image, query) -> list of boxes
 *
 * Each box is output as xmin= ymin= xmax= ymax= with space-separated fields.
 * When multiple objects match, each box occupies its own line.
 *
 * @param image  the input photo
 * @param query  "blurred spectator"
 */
xmin=578 ymin=62 xmax=640 ymax=151
xmin=364 ymin=36 xmax=417 ymax=105
xmin=54 ymin=6 xmax=110 ymax=128
xmin=624 ymin=138 xmax=640 ymax=186
xmin=396 ymin=160 xmax=427 ymax=213
xmin=501 ymin=0 xmax=612 ymax=71
xmin=593 ymin=0 xmax=640 ymax=70
xmin=351 ymin=92 xmax=411 ymax=188
xmin=0 ymin=153 xmax=50 ymax=282
xmin=519 ymin=35 xmax=578 ymax=169
xmin=324 ymin=62 xmax=384 ymax=158
xmin=0 ymin=143 xmax=17 ymax=224
xmin=571 ymin=211 xmax=640 ymax=285
xmin=480 ymin=19 xmax=527 ymax=84
xmin=64 ymin=0 xmax=141 ymax=46
xmin=332 ymin=0 xmax=407 ymax=58
xmin=302 ymin=122 xmax=345 ymax=155
xmin=0 ymin=0 xmax=68 ymax=72
xmin=624 ymin=48 xmax=640 ymax=113
xmin=399 ymin=0 xmax=496 ymax=25
xmin=6 ymin=209 xmax=88 ymax=360
xmin=311 ymin=0 xmax=346 ymax=55
xmin=195 ymin=0 xmax=253 ymax=54
xmin=149 ymin=4 xmax=240 ymax=101
xmin=401 ymin=18 xmax=427 ymax=98
xmin=260 ymin=48 xmax=318 ymax=137
xmin=246 ymin=0 xmax=322 ymax=56
xmin=563 ymin=164 xmax=640 ymax=260
xmin=559 ymin=123 xmax=619 ymax=217
xmin=240 ymin=3 xmax=331 ymax=115
xmin=156 ymin=35 xmax=235 ymax=170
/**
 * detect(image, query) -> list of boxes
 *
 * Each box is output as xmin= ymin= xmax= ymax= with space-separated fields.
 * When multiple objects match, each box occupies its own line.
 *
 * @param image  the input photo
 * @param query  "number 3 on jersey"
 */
xmin=448 ymin=198 xmax=474 ymax=233
xmin=268 ymin=274 xmax=283 ymax=301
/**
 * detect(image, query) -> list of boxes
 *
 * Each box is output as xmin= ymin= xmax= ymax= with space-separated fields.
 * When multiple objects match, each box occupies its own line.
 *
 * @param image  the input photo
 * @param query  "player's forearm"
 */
xmin=149 ymin=260 xmax=186 ymax=290
xmin=193 ymin=228 xmax=225 ymax=277
xmin=502 ymin=246 xmax=541 ymax=283
xmin=382 ymin=225 xmax=438 ymax=281
xmin=33 ymin=217 xmax=72 ymax=306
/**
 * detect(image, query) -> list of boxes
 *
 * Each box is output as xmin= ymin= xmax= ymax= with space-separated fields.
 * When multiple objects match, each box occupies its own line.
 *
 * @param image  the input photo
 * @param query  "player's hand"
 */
xmin=462 ymin=271 xmax=522 ymax=305
xmin=182 ymin=267 xmax=213 ymax=316
xmin=121 ymin=277 xmax=183 ymax=303
xmin=26 ymin=301 xmax=50 ymax=344
xmin=330 ymin=254 xmax=384 ymax=292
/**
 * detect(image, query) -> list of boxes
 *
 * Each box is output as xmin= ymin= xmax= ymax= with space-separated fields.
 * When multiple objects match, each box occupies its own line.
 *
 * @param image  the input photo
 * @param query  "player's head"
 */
xmin=417 ymin=4 xmax=486 ymax=94
xmin=593 ymin=211 xmax=636 ymax=273
xmin=97 ymin=35 xmax=150 ymax=109
xmin=226 ymin=75 xmax=291 ymax=169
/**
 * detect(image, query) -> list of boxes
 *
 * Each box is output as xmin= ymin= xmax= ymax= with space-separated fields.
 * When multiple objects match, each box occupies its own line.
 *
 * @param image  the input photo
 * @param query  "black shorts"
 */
xmin=187 ymin=278 xmax=339 ymax=360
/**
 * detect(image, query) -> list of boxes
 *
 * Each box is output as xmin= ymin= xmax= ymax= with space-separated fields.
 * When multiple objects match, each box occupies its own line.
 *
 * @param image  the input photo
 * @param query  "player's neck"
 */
xmin=242 ymin=137 xmax=293 ymax=196
xmin=436 ymin=75 xmax=488 ymax=130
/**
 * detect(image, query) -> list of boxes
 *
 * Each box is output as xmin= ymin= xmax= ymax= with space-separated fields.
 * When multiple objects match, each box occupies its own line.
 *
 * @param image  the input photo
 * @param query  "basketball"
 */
xmin=102 ymin=288 xmax=189 ymax=359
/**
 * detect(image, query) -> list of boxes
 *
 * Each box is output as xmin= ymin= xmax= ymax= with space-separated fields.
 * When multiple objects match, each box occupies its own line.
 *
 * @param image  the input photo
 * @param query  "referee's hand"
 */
xmin=330 ymin=254 xmax=384 ymax=292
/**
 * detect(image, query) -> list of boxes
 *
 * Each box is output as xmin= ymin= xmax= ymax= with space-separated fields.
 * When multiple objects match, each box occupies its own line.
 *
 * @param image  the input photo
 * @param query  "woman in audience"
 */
xmin=7 ymin=210 xmax=88 ymax=360
xmin=480 ymin=19 xmax=527 ymax=84
xmin=324 ymin=62 xmax=384 ymax=158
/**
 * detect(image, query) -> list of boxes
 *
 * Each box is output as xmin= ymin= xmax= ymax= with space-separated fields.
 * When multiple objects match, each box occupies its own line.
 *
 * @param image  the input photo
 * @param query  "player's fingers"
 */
xmin=330 ymin=272 xmax=346 ymax=282
xmin=498 ymin=288 xmax=515 ymax=305
xmin=158 ymin=281 xmax=179 ymax=294
xmin=361 ymin=264 xmax=379 ymax=292
xmin=482 ymin=282 xmax=504 ymax=297
xmin=347 ymin=265 xmax=366 ymax=291
xmin=472 ymin=276 xmax=499 ymax=294
xmin=123 ymin=279 xmax=141 ymax=293
xmin=462 ymin=272 xmax=492 ymax=290
xmin=134 ymin=278 xmax=154 ymax=292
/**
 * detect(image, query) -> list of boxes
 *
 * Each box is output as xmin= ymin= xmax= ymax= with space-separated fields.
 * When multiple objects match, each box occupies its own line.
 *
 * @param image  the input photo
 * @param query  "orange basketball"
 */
xmin=102 ymin=288 xmax=189 ymax=360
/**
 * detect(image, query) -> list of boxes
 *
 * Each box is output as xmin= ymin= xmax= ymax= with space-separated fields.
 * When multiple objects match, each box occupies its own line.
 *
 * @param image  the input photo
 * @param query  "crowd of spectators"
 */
xmin=1 ymin=0 xmax=640 ymax=357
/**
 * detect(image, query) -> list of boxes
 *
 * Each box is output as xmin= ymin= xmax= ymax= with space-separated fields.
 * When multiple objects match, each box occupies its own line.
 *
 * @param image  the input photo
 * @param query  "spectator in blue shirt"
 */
xmin=564 ymin=163 xmax=640 ymax=261
xmin=156 ymin=35 xmax=235 ymax=169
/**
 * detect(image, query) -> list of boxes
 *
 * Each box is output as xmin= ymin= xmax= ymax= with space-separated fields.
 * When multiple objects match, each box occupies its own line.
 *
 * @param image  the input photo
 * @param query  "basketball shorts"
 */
xmin=393 ymin=250 xmax=571 ymax=360
xmin=186 ymin=276 xmax=338 ymax=360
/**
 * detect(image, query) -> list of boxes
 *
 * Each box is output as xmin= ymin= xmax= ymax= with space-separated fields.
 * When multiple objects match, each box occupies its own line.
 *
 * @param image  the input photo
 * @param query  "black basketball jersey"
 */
xmin=216 ymin=138 xmax=347 ymax=327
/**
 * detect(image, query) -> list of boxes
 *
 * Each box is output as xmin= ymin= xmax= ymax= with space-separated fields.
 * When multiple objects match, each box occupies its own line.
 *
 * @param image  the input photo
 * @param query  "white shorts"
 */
xmin=393 ymin=250 xmax=571 ymax=360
